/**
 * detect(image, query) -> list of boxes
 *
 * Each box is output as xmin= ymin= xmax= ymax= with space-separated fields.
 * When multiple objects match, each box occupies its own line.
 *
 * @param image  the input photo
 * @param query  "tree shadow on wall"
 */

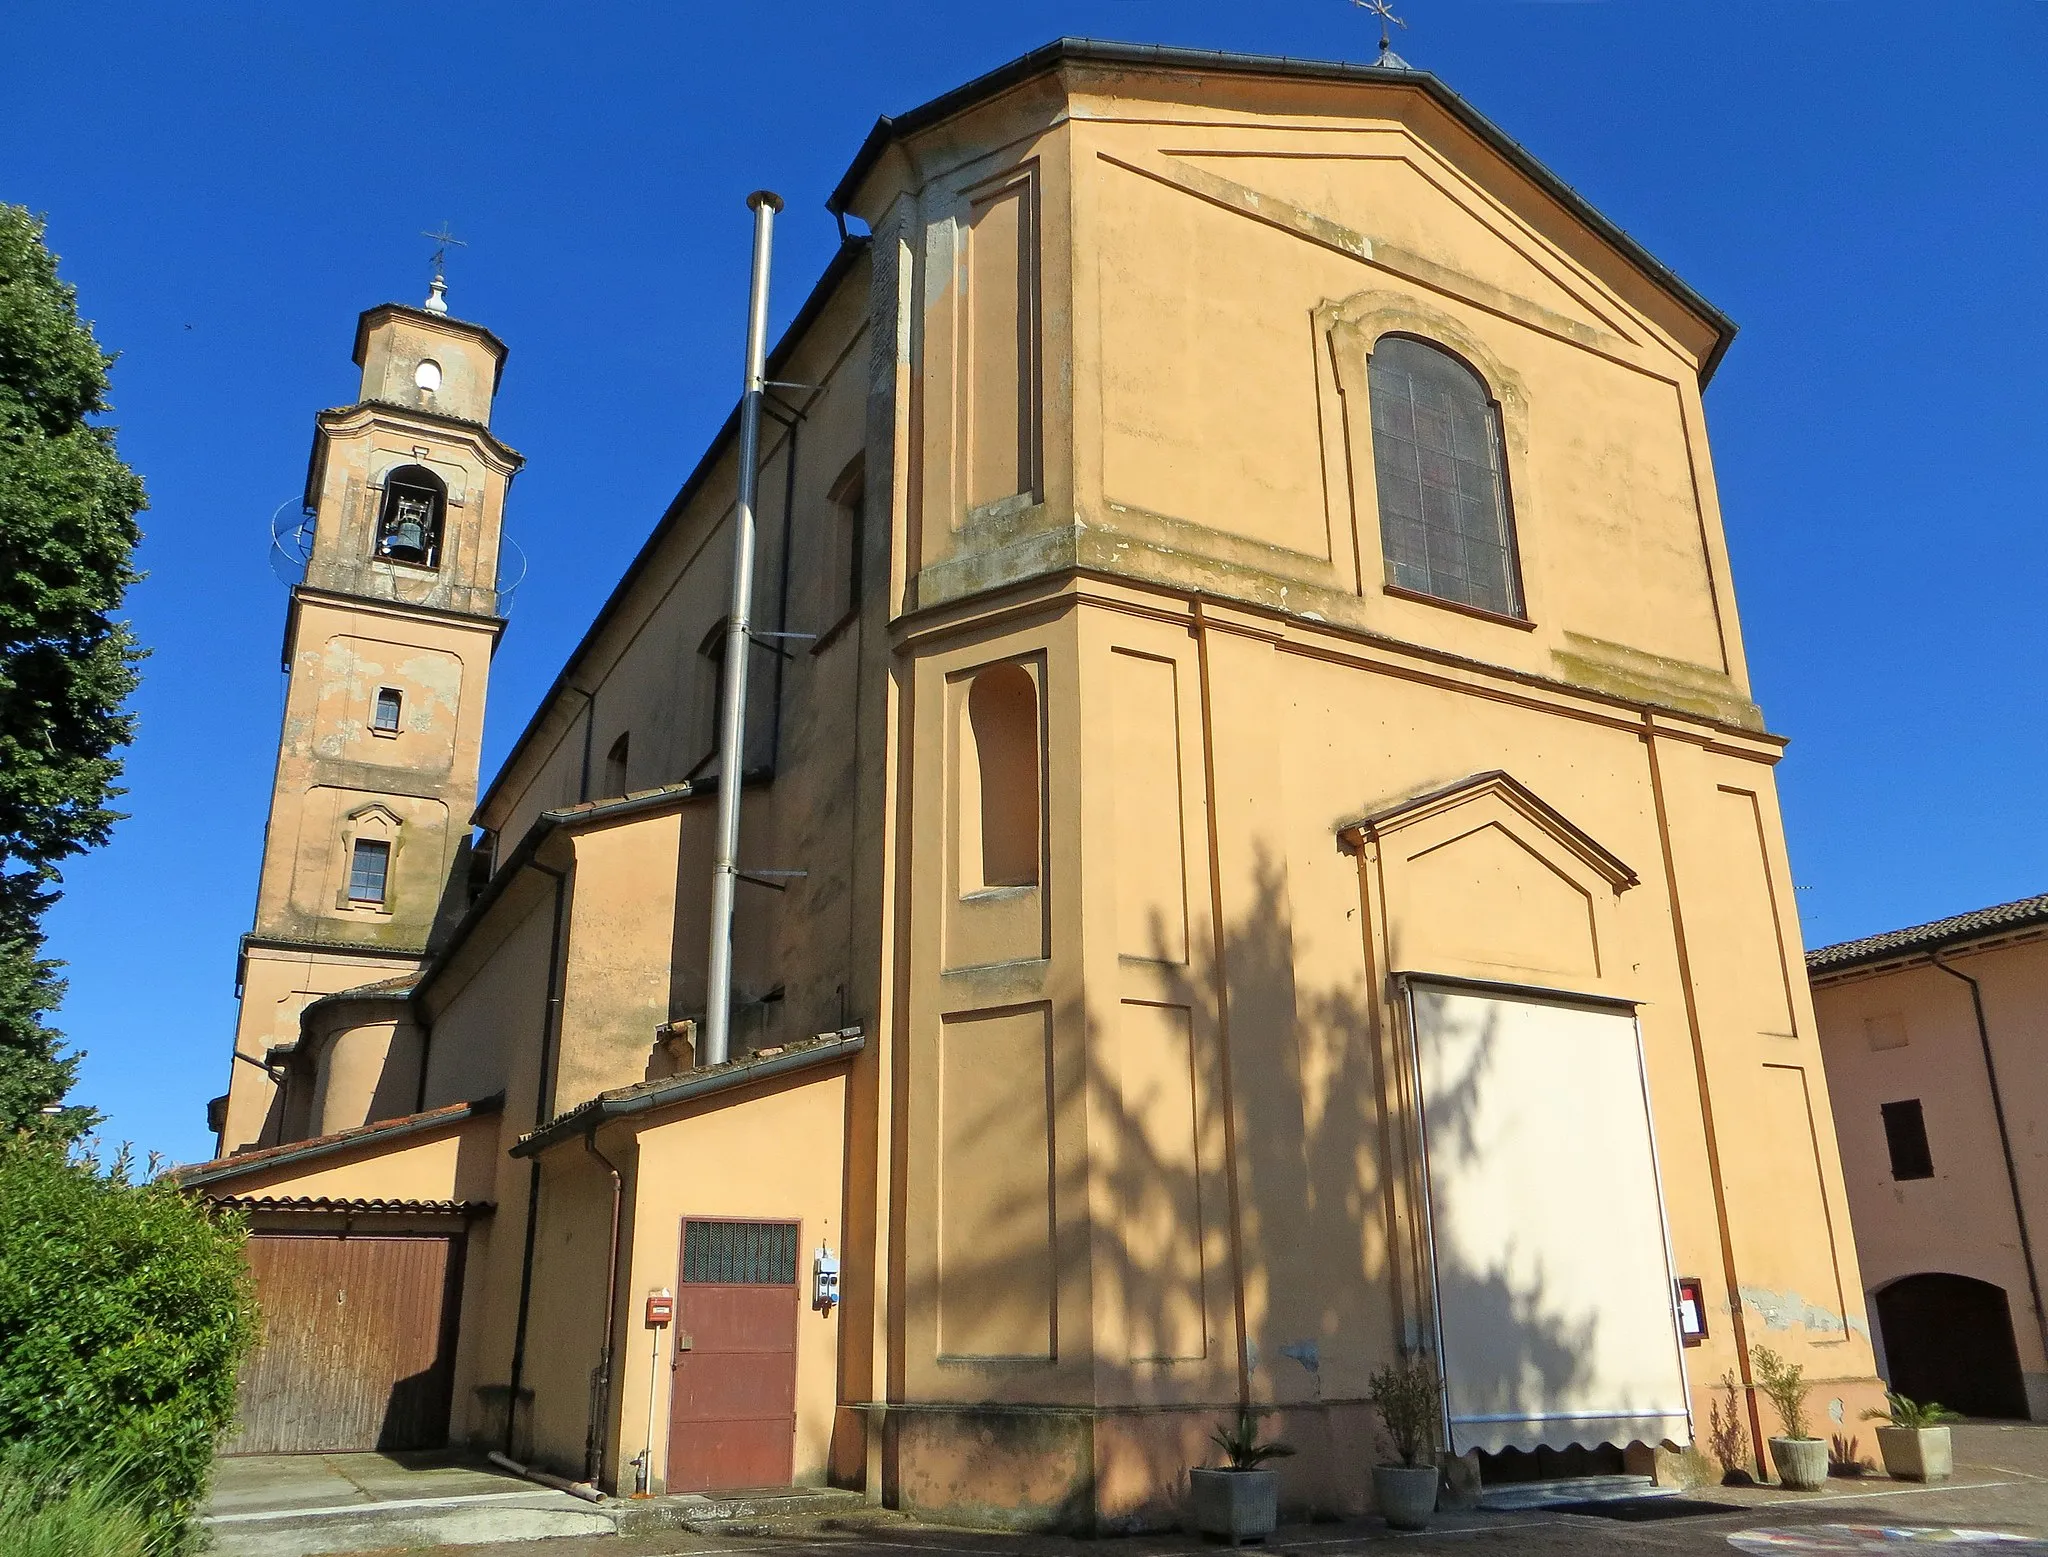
xmin=886 ymin=841 xmax=1597 ymax=1529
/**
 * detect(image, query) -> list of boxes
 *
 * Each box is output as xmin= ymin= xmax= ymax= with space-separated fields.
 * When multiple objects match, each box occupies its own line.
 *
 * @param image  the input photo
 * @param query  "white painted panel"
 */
xmin=1412 ymin=984 xmax=1690 ymax=1454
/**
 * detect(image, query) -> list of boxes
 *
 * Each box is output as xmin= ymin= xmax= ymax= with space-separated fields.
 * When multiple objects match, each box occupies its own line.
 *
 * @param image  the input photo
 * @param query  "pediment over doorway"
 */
xmin=1339 ymin=771 xmax=1639 ymax=985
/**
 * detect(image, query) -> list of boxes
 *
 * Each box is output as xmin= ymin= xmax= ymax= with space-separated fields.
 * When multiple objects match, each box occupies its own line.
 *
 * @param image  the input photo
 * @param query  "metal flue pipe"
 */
xmin=702 ymin=189 xmax=782 ymax=1070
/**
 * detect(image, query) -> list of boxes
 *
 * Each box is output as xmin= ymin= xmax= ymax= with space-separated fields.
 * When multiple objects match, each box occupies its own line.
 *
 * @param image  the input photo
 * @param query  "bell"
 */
xmin=382 ymin=517 xmax=428 ymax=562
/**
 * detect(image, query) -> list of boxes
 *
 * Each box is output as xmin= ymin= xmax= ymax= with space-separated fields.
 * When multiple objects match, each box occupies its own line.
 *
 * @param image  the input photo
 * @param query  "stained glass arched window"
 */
xmin=1368 ymin=336 xmax=1522 ymax=618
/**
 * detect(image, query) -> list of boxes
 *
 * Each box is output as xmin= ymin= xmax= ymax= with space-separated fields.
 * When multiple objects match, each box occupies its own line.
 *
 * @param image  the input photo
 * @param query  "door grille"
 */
xmin=682 ymin=1220 xmax=797 ymax=1285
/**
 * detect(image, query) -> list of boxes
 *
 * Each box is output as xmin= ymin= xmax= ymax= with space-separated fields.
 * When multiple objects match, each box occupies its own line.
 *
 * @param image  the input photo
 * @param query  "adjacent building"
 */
xmin=1809 ymin=896 xmax=2048 ymax=1422
xmin=178 ymin=39 xmax=1883 ymax=1526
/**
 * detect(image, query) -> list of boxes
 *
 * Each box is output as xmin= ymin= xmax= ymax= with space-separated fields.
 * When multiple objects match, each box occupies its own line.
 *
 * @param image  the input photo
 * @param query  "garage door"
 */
xmin=224 ymin=1232 xmax=462 ymax=1454
xmin=1410 ymin=983 xmax=1691 ymax=1456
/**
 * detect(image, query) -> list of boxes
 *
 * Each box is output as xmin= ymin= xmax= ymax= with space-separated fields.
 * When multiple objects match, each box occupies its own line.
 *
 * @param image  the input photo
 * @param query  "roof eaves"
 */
xmin=1806 ymin=893 xmax=2048 ymax=978
xmin=512 ymin=1029 xmax=865 ymax=1158
xmin=473 ymin=236 xmax=871 ymax=828
xmin=824 ymin=37 xmax=1736 ymax=381
xmin=172 ymin=1093 xmax=504 ymax=1190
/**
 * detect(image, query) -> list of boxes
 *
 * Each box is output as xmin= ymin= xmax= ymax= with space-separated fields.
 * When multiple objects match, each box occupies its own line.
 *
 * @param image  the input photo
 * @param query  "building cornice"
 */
xmin=826 ymin=37 xmax=1736 ymax=382
xmin=352 ymin=302 xmax=510 ymax=389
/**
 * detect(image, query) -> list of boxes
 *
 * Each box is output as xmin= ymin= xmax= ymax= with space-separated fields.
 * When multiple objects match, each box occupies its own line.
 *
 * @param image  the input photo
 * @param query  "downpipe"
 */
xmin=583 ymin=1128 xmax=626 ymax=1487
xmin=1929 ymin=944 xmax=2048 ymax=1370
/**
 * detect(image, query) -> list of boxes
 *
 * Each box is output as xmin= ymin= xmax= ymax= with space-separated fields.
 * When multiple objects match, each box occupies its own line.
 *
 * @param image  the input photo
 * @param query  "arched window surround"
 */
xmin=373 ymin=463 xmax=448 ymax=570
xmin=1321 ymin=293 xmax=1539 ymax=632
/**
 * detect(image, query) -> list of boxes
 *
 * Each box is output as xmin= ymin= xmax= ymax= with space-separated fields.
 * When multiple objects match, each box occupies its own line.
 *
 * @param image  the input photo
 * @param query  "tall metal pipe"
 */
xmin=702 ymin=190 xmax=782 ymax=1069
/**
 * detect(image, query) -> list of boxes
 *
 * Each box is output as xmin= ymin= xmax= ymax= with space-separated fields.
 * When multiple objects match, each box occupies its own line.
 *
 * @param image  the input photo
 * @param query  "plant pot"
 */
xmin=1372 ymin=1464 xmax=1439 ymax=1531
xmin=1768 ymin=1437 xmax=1830 ymax=1490
xmin=1189 ymin=1467 xmax=1280 ymax=1544
xmin=1875 ymin=1425 xmax=1953 ymax=1482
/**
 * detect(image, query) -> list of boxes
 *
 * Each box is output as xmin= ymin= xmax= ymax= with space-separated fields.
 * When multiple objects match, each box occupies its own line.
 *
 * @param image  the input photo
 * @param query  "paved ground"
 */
xmin=210 ymin=1451 xmax=540 ymax=1515
xmin=215 ymin=1425 xmax=2048 ymax=1557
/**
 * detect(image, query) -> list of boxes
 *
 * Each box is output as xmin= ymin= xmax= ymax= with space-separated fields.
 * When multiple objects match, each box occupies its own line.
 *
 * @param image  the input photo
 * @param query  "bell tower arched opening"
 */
xmin=375 ymin=464 xmax=447 ymax=567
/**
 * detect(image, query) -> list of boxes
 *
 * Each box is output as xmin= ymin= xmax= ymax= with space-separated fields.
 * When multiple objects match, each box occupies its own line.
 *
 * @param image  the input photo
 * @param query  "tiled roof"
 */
xmin=204 ymin=1195 xmax=491 ymax=1216
xmin=171 ymin=1093 xmax=502 ymax=1189
xmin=514 ymin=1029 xmax=864 ymax=1157
xmin=1806 ymin=892 xmax=2048 ymax=975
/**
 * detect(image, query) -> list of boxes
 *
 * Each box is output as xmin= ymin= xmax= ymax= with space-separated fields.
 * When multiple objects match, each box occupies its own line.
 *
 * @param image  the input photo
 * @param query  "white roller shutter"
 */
xmin=1409 ymin=982 xmax=1691 ymax=1456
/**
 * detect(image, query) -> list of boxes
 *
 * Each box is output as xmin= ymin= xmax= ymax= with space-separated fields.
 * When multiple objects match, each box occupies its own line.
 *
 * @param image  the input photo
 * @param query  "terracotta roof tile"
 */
xmin=1807 ymin=892 xmax=2048 ymax=975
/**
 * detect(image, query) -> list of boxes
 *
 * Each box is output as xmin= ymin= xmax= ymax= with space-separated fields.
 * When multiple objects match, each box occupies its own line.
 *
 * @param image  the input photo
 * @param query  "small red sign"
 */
xmin=645 ymin=1289 xmax=673 ymax=1327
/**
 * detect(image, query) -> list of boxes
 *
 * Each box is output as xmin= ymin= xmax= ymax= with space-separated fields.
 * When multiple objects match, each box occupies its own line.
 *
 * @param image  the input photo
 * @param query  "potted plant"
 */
xmin=1754 ymin=1346 xmax=1828 ymax=1490
xmin=1862 ymin=1391 xmax=1959 ymax=1482
xmin=1190 ymin=1409 xmax=1294 ymax=1544
xmin=1368 ymin=1360 xmax=1441 ymax=1530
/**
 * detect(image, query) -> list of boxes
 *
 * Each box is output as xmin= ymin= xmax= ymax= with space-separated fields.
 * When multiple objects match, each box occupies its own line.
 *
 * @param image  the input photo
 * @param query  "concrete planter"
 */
xmin=1372 ymin=1464 xmax=1440 ymax=1531
xmin=1769 ymin=1437 xmax=1830 ymax=1490
xmin=1189 ymin=1467 xmax=1279 ymax=1544
xmin=1875 ymin=1426 xmax=1953 ymax=1482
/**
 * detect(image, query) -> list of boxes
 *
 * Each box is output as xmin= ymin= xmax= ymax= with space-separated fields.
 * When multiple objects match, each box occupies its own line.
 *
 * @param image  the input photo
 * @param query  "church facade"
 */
xmin=181 ymin=39 xmax=1882 ymax=1524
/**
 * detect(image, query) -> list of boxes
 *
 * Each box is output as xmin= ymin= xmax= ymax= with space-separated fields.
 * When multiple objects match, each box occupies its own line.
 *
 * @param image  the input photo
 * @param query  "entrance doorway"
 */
xmin=1409 ymin=983 xmax=1691 ymax=1457
xmin=1876 ymin=1272 xmax=2028 ymax=1419
xmin=666 ymin=1218 xmax=800 ymax=1492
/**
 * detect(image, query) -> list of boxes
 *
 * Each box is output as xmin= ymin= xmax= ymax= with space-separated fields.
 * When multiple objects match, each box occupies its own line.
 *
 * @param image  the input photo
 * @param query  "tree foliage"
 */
xmin=0 ymin=1143 xmax=254 ymax=1550
xmin=0 ymin=206 xmax=147 ymax=1140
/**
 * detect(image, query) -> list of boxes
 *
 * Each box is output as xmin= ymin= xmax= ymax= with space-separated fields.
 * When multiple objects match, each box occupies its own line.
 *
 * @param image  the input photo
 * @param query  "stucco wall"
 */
xmin=602 ymin=1066 xmax=853 ymax=1493
xmin=1813 ymin=938 xmax=2048 ymax=1413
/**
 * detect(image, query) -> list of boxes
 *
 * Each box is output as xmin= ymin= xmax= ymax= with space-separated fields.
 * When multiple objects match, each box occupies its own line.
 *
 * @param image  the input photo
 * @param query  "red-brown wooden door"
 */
xmin=224 ymin=1232 xmax=462 ymax=1454
xmin=666 ymin=1219 xmax=799 ymax=1491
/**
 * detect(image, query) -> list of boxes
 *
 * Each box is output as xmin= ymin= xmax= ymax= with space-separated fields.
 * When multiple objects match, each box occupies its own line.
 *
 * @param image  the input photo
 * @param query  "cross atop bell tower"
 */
xmin=215 ymin=286 xmax=524 ymax=1154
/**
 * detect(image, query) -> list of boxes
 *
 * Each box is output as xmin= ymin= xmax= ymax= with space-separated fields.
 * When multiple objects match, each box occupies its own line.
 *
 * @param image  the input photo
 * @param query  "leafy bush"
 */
xmin=1863 ymin=1390 xmax=1961 ymax=1430
xmin=1709 ymin=1369 xmax=1751 ymax=1481
xmin=1752 ymin=1345 xmax=1814 ymax=1441
xmin=1368 ymin=1359 xmax=1440 ymax=1468
xmin=1208 ymin=1408 xmax=1295 ymax=1471
xmin=0 ymin=1143 xmax=254 ymax=1549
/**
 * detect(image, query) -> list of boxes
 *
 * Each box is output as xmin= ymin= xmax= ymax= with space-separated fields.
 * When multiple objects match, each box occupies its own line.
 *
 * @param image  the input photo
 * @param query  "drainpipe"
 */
xmin=1928 ymin=944 xmax=2048 ymax=1371
xmin=583 ymin=1128 xmax=626 ymax=1487
xmin=505 ymin=861 xmax=571 ymax=1454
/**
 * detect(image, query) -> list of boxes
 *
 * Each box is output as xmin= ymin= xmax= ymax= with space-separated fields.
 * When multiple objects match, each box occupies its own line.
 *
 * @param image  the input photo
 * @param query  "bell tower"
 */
xmin=214 ymin=283 xmax=523 ymax=1154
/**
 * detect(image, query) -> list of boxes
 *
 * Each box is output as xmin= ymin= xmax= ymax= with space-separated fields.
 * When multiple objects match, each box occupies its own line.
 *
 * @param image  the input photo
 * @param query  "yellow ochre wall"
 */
xmin=196 ymin=43 xmax=1887 ymax=1531
xmin=846 ymin=56 xmax=1882 ymax=1524
xmin=1812 ymin=938 xmax=2048 ymax=1418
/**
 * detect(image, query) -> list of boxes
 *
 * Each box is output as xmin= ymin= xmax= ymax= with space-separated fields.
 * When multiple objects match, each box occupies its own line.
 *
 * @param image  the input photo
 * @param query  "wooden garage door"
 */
xmin=225 ymin=1232 xmax=462 ymax=1454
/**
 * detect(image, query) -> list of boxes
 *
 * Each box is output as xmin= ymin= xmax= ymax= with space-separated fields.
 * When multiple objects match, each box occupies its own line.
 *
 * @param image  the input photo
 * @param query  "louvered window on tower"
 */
xmin=348 ymin=839 xmax=391 ymax=904
xmin=1368 ymin=336 xmax=1523 ymax=618
xmin=374 ymin=465 xmax=446 ymax=568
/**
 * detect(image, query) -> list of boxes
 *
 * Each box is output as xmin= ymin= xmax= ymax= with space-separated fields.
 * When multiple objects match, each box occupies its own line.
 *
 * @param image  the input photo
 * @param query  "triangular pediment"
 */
xmin=1340 ymin=771 xmax=1638 ymax=895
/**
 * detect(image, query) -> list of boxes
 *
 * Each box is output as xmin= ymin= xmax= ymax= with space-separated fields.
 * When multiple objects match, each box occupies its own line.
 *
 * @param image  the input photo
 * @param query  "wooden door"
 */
xmin=225 ymin=1232 xmax=462 ymax=1454
xmin=666 ymin=1219 xmax=800 ymax=1491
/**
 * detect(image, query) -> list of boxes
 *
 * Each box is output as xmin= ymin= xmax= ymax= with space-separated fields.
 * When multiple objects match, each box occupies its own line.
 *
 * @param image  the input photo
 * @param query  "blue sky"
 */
xmin=4 ymin=2 xmax=2043 ymax=1166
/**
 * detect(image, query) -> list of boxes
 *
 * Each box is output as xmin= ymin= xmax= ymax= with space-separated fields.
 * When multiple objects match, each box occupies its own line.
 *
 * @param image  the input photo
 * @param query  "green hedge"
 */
xmin=0 ymin=1143 xmax=254 ymax=1549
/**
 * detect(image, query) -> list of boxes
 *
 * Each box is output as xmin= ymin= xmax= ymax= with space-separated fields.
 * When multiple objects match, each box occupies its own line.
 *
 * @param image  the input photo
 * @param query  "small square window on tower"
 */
xmin=372 ymin=688 xmax=402 ymax=734
xmin=348 ymin=839 xmax=391 ymax=904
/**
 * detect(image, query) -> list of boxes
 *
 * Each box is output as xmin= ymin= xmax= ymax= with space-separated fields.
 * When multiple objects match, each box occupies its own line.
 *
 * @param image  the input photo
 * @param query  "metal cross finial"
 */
xmin=420 ymin=222 xmax=466 ymax=315
xmin=421 ymin=221 xmax=467 ymax=280
xmin=1351 ymin=0 xmax=1408 ymax=58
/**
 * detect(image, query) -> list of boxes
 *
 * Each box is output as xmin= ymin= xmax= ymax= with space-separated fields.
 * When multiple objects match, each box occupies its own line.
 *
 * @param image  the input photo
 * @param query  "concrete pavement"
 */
xmin=211 ymin=1425 xmax=2048 ymax=1557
